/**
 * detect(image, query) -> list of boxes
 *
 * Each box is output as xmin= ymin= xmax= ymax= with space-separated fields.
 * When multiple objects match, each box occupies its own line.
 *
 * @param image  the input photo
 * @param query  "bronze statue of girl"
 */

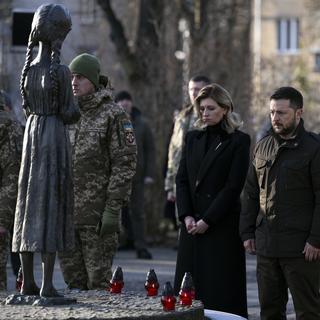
xmin=12 ymin=4 xmax=80 ymax=297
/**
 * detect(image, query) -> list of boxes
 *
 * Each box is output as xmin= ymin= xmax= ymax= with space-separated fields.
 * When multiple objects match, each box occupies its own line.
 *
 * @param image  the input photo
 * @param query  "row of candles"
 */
xmin=16 ymin=266 xmax=195 ymax=311
xmin=110 ymin=266 xmax=195 ymax=311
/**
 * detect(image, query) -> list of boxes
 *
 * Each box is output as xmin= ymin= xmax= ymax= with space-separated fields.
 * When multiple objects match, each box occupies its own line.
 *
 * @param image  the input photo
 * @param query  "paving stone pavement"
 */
xmin=5 ymin=248 xmax=296 ymax=319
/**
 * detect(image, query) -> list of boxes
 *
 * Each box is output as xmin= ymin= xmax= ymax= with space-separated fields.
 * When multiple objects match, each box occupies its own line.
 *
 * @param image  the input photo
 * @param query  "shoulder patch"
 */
xmin=122 ymin=120 xmax=136 ymax=146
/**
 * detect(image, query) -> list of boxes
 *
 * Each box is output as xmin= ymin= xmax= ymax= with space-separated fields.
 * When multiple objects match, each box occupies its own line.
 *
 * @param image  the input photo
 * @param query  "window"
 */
xmin=277 ymin=18 xmax=299 ymax=53
xmin=12 ymin=11 xmax=34 ymax=46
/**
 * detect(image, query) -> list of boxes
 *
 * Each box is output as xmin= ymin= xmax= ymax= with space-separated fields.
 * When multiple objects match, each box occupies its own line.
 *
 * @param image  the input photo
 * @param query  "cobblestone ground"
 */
xmin=5 ymin=248 xmax=296 ymax=319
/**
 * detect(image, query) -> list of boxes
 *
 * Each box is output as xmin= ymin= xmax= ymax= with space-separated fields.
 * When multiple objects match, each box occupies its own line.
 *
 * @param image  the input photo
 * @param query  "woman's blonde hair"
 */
xmin=194 ymin=83 xmax=243 ymax=133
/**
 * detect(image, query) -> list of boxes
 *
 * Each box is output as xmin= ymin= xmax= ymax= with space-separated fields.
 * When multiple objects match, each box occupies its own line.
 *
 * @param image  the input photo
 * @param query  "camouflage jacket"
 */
xmin=0 ymin=111 xmax=23 ymax=230
xmin=70 ymin=88 xmax=137 ymax=226
xmin=164 ymin=105 xmax=198 ymax=195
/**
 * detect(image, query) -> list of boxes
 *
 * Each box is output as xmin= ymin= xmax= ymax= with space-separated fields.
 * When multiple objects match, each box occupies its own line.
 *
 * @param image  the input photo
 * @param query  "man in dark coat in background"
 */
xmin=115 ymin=91 xmax=155 ymax=259
xmin=240 ymin=87 xmax=320 ymax=320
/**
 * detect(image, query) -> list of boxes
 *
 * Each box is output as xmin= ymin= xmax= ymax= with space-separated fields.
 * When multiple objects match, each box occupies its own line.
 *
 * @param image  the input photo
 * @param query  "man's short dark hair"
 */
xmin=270 ymin=87 xmax=303 ymax=109
xmin=189 ymin=75 xmax=210 ymax=84
xmin=115 ymin=90 xmax=132 ymax=103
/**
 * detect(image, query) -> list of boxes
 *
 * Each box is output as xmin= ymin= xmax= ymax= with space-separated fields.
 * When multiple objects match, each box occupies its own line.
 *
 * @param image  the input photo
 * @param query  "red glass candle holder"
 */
xmin=161 ymin=295 xmax=177 ymax=311
xmin=145 ymin=269 xmax=159 ymax=296
xmin=145 ymin=280 xmax=159 ymax=296
xmin=110 ymin=279 xmax=124 ymax=293
xmin=109 ymin=266 xmax=124 ymax=294
xmin=161 ymin=282 xmax=176 ymax=311
xmin=179 ymin=289 xmax=193 ymax=306
xmin=179 ymin=272 xmax=195 ymax=306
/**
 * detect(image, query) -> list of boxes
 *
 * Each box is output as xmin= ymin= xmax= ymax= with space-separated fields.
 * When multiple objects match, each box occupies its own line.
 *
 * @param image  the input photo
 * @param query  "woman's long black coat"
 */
xmin=174 ymin=127 xmax=250 ymax=317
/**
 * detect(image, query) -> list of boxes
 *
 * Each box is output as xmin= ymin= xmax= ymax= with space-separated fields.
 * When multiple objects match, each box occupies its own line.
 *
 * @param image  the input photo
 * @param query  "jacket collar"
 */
xmin=78 ymin=87 xmax=113 ymax=112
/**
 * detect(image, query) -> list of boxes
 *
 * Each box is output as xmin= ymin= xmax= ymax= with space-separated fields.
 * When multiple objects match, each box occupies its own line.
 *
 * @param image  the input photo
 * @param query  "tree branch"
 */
xmin=96 ymin=0 xmax=143 ymax=81
xmin=136 ymin=0 xmax=163 ymax=48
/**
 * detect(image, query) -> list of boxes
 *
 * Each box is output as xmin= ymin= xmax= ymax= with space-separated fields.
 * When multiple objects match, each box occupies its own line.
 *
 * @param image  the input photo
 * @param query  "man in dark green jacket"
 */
xmin=240 ymin=87 xmax=320 ymax=320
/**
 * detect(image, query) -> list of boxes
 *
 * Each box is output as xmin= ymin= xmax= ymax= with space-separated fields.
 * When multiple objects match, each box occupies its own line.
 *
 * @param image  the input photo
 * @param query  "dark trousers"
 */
xmin=122 ymin=181 xmax=147 ymax=250
xmin=257 ymin=255 xmax=320 ymax=320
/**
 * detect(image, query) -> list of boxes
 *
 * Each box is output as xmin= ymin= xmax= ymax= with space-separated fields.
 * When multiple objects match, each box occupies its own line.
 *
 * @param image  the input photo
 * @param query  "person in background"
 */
xmin=174 ymin=83 xmax=249 ymax=317
xmin=115 ymin=91 xmax=155 ymax=260
xmin=58 ymin=54 xmax=137 ymax=289
xmin=240 ymin=87 xmax=320 ymax=319
xmin=0 ymin=90 xmax=23 ymax=291
xmin=165 ymin=75 xmax=210 ymax=217
xmin=163 ymin=109 xmax=180 ymax=234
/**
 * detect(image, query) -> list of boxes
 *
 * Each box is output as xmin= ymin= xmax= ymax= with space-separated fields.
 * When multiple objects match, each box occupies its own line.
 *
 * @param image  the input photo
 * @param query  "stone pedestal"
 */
xmin=4 ymin=294 xmax=77 ymax=306
xmin=0 ymin=290 xmax=204 ymax=320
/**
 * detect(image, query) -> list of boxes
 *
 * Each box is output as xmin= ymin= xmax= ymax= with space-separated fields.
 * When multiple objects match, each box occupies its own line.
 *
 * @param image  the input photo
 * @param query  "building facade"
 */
xmin=252 ymin=0 xmax=320 ymax=134
xmin=0 ymin=0 xmax=138 ymax=122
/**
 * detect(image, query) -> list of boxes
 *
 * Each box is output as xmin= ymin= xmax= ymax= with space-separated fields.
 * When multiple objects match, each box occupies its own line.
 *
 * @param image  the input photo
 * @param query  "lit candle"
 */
xmin=179 ymin=272 xmax=195 ymax=306
xmin=109 ymin=266 xmax=124 ymax=294
xmin=145 ymin=269 xmax=159 ymax=296
xmin=161 ymin=282 xmax=176 ymax=311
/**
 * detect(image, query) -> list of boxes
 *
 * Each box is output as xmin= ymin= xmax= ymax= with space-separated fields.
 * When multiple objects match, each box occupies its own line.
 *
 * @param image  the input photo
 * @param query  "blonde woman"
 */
xmin=174 ymin=83 xmax=249 ymax=317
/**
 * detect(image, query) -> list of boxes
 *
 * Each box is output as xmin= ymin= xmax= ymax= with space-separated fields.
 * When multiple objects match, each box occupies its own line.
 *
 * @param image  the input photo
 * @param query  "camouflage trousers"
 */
xmin=58 ymin=225 xmax=118 ymax=290
xmin=0 ymin=231 xmax=9 ymax=291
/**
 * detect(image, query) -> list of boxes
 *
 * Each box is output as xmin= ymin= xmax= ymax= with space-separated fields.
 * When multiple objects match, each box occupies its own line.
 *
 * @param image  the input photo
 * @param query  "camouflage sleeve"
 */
xmin=164 ymin=116 xmax=185 ymax=194
xmin=105 ymin=111 xmax=137 ymax=211
xmin=0 ymin=124 xmax=21 ymax=230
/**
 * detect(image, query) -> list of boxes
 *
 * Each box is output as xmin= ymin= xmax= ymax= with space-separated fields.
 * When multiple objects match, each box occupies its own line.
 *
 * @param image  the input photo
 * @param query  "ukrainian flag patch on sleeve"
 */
xmin=122 ymin=121 xmax=136 ymax=146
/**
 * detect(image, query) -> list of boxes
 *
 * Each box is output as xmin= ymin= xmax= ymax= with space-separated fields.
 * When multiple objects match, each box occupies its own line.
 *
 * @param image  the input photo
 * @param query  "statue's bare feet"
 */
xmin=40 ymin=286 xmax=63 ymax=298
xmin=21 ymin=283 xmax=40 ymax=296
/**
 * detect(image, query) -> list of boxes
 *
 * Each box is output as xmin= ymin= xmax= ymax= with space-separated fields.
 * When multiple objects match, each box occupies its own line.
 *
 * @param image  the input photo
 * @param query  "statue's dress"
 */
xmin=12 ymin=64 xmax=80 ymax=253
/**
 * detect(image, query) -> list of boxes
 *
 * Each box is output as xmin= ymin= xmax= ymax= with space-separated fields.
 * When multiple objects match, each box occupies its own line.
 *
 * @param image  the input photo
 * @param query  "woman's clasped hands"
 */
xmin=184 ymin=216 xmax=209 ymax=235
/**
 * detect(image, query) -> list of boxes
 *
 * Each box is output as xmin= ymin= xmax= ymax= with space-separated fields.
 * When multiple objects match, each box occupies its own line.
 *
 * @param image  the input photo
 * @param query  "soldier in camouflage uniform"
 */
xmin=58 ymin=53 xmax=137 ymax=290
xmin=0 ymin=90 xmax=23 ymax=290
xmin=164 ymin=76 xmax=210 ymax=203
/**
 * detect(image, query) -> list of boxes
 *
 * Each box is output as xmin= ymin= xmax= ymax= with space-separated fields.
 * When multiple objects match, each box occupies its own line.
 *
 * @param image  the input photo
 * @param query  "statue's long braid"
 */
xmin=20 ymin=39 xmax=34 ymax=111
xmin=50 ymin=40 xmax=62 ymax=113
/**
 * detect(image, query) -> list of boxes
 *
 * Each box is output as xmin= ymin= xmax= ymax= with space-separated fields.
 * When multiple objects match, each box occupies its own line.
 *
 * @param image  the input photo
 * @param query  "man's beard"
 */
xmin=272 ymin=119 xmax=297 ymax=137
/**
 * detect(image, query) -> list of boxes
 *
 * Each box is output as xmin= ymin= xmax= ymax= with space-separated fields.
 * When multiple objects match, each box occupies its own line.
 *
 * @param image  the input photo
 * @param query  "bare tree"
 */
xmin=184 ymin=0 xmax=252 ymax=132
xmin=97 ymin=0 xmax=253 ymax=238
xmin=97 ymin=0 xmax=182 ymax=239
